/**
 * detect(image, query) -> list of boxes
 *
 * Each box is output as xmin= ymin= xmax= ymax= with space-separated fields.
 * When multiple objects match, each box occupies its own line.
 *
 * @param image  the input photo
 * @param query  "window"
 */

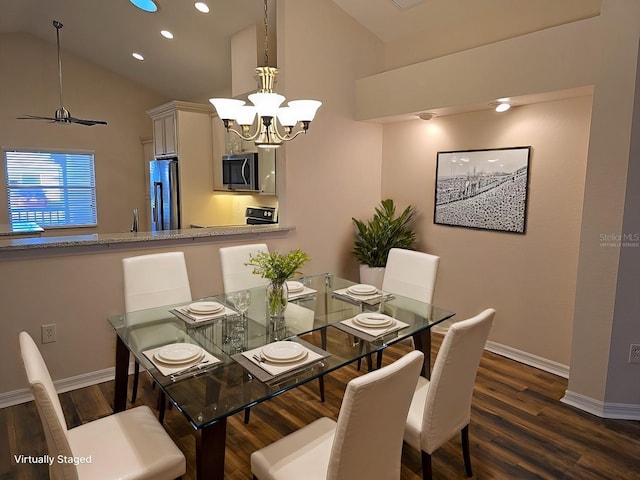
xmin=4 ymin=150 xmax=97 ymax=229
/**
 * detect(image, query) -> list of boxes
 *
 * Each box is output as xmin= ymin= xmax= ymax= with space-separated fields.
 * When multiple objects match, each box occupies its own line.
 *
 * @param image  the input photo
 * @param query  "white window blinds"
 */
xmin=4 ymin=150 xmax=97 ymax=228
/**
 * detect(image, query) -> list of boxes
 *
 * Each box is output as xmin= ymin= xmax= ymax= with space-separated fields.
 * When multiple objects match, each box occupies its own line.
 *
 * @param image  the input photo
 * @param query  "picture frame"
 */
xmin=434 ymin=146 xmax=531 ymax=233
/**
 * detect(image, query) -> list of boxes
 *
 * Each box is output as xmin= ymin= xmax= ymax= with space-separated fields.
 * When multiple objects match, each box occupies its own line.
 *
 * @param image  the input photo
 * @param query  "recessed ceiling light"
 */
xmin=195 ymin=2 xmax=210 ymax=13
xmin=161 ymin=30 xmax=174 ymax=39
xmin=130 ymin=0 xmax=158 ymax=13
xmin=132 ymin=52 xmax=144 ymax=60
xmin=495 ymin=102 xmax=511 ymax=113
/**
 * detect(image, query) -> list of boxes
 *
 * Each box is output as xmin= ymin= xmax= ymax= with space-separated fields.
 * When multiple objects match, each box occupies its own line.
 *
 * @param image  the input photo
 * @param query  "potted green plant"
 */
xmin=246 ymin=248 xmax=310 ymax=318
xmin=352 ymin=199 xmax=417 ymax=287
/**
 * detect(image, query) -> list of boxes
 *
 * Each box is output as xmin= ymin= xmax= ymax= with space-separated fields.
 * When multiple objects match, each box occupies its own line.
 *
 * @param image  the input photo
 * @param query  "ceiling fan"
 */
xmin=17 ymin=20 xmax=107 ymax=126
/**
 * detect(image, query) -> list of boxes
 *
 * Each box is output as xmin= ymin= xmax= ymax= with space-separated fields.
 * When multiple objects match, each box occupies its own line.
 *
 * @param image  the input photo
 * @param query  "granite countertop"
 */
xmin=0 ymin=224 xmax=292 ymax=252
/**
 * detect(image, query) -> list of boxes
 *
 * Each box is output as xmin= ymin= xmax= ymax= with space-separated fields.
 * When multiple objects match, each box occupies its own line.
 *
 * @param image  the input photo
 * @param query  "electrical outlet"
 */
xmin=41 ymin=324 xmax=56 ymax=344
xmin=629 ymin=344 xmax=640 ymax=364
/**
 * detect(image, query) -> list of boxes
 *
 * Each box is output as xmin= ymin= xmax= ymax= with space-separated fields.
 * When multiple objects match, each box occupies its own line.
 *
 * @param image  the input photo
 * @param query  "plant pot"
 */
xmin=359 ymin=265 xmax=385 ymax=290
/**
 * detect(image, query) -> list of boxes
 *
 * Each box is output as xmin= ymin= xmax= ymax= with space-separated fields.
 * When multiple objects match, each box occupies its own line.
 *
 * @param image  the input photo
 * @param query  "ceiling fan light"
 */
xmin=288 ymin=100 xmax=322 ymax=122
xmin=129 ymin=0 xmax=158 ymax=13
xmin=194 ymin=2 xmax=210 ymax=13
xmin=249 ymin=92 xmax=285 ymax=118
xmin=209 ymin=98 xmax=245 ymax=120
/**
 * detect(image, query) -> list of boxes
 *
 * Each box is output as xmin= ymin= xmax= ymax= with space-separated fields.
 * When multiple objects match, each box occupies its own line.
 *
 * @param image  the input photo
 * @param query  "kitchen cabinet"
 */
xmin=147 ymin=101 xmax=215 ymax=227
xmin=152 ymin=112 xmax=176 ymax=157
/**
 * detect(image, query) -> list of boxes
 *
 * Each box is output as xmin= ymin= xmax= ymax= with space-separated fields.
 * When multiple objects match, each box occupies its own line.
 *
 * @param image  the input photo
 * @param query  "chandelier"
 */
xmin=209 ymin=0 xmax=322 ymax=149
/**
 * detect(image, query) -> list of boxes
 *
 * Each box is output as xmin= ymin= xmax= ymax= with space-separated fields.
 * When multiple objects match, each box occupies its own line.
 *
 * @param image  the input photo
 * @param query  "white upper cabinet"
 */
xmin=152 ymin=112 xmax=177 ymax=157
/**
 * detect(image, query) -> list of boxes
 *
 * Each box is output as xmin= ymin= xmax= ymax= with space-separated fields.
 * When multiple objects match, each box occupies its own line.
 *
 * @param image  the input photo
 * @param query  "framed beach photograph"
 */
xmin=434 ymin=146 xmax=532 ymax=233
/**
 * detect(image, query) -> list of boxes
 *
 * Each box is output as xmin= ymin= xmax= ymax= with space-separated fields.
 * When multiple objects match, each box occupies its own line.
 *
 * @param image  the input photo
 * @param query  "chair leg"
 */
xmin=131 ymin=360 xmax=140 ymax=403
xmin=244 ymin=408 xmax=251 ymax=424
xmin=461 ymin=424 xmax=473 ymax=477
xmin=318 ymin=375 xmax=325 ymax=402
xmin=421 ymin=450 xmax=433 ymax=480
xmin=158 ymin=390 xmax=166 ymax=424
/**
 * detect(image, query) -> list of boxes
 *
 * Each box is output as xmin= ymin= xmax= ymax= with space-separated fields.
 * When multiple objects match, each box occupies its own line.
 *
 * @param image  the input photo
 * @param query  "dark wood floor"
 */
xmin=3 ymin=335 xmax=640 ymax=480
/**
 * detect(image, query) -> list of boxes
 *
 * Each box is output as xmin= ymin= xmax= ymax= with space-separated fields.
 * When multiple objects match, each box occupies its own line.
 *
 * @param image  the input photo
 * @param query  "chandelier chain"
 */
xmin=263 ymin=0 xmax=269 ymax=67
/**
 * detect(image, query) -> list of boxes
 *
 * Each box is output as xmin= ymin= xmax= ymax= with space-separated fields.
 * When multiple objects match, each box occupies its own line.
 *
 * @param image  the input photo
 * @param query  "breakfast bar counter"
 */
xmin=0 ymin=224 xmax=293 ymax=256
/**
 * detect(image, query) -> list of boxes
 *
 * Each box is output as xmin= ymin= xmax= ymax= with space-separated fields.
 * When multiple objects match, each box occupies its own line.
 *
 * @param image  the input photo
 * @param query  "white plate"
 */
xmin=188 ymin=301 xmax=224 ymax=314
xmin=156 ymin=343 xmax=203 ymax=364
xmin=261 ymin=341 xmax=306 ymax=362
xmin=353 ymin=313 xmax=394 ymax=328
xmin=347 ymin=284 xmax=378 ymax=295
xmin=286 ymin=281 xmax=304 ymax=293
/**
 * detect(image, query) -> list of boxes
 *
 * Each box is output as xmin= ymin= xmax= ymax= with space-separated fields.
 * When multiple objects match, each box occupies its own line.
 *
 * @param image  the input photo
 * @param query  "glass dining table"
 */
xmin=108 ymin=273 xmax=455 ymax=480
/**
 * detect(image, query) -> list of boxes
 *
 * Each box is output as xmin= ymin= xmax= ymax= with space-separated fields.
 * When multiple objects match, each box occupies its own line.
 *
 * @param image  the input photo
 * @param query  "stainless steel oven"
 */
xmin=222 ymin=152 xmax=259 ymax=191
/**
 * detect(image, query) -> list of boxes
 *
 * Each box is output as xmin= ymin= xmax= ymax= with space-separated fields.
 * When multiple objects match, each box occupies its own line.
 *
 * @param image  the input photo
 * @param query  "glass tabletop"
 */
xmin=108 ymin=273 xmax=455 ymax=430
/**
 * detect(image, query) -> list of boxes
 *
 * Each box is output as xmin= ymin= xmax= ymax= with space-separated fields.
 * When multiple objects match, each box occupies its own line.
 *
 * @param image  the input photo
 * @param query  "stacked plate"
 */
xmin=154 ymin=343 xmax=203 ymax=366
xmin=188 ymin=301 xmax=224 ymax=315
xmin=347 ymin=284 xmax=378 ymax=296
xmin=286 ymin=281 xmax=305 ymax=293
xmin=353 ymin=313 xmax=395 ymax=329
xmin=260 ymin=341 xmax=308 ymax=364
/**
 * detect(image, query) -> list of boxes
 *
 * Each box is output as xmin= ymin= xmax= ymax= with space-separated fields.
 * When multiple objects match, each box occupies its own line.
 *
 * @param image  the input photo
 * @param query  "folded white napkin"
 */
xmin=143 ymin=344 xmax=221 ymax=376
xmin=242 ymin=343 xmax=324 ymax=377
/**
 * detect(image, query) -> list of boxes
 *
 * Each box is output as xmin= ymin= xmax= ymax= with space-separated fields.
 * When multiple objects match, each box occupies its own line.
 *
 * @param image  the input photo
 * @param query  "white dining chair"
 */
xmin=251 ymin=349 xmax=424 ymax=480
xmin=382 ymin=248 xmax=440 ymax=306
xmin=122 ymin=251 xmax=192 ymax=421
xmin=404 ymin=308 xmax=495 ymax=480
xmin=19 ymin=331 xmax=186 ymax=480
xmin=219 ymin=243 xmax=270 ymax=293
xmin=359 ymin=248 xmax=440 ymax=370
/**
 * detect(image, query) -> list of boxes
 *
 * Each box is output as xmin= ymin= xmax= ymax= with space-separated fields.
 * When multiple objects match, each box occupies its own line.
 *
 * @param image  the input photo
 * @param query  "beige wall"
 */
xmin=358 ymin=0 xmax=640 ymax=412
xmin=382 ymin=96 xmax=592 ymax=366
xmin=275 ymin=0 xmax=385 ymax=278
xmin=0 ymin=32 xmax=167 ymax=234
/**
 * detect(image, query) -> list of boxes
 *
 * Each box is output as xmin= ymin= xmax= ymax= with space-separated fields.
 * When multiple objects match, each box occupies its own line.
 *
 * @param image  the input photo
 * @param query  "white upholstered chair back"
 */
xmin=20 ymin=331 xmax=78 ymax=480
xmin=122 ymin=251 xmax=192 ymax=313
xmin=219 ymin=243 xmax=270 ymax=293
xmin=419 ymin=308 xmax=495 ymax=453
xmin=327 ymin=350 xmax=424 ymax=480
xmin=382 ymin=248 xmax=440 ymax=304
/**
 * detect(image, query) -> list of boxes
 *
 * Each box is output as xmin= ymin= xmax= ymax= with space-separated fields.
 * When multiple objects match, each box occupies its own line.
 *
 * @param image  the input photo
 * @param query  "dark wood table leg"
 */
xmin=196 ymin=419 xmax=227 ymax=480
xmin=412 ymin=329 xmax=432 ymax=379
xmin=114 ymin=335 xmax=129 ymax=413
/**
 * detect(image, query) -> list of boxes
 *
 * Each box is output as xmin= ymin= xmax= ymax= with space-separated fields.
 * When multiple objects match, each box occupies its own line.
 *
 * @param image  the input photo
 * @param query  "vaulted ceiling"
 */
xmin=0 ymin=0 xmax=600 ymax=103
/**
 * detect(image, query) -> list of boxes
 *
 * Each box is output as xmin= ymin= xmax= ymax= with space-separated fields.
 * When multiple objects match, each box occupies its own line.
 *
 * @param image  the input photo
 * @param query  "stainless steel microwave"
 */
xmin=222 ymin=152 xmax=259 ymax=191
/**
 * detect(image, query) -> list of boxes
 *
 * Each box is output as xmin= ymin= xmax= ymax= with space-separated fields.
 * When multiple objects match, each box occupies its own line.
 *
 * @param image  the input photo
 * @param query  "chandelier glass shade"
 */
xmin=210 ymin=67 xmax=322 ymax=149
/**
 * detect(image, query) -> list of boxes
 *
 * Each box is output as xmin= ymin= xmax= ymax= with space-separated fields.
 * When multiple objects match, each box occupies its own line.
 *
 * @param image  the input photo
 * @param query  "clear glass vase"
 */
xmin=267 ymin=280 xmax=288 ymax=340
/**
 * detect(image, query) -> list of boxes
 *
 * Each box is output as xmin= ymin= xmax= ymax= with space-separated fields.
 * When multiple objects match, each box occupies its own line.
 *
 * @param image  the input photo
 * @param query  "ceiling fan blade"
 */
xmin=16 ymin=115 xmax=58 ymax=121
xmin=69 ymin=117 xmax=108 ymax=126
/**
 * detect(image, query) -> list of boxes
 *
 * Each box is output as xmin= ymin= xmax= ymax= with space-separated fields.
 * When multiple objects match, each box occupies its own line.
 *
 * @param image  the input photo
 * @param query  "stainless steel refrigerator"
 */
xmin=149 ymin=158 xmax=180 ymax=231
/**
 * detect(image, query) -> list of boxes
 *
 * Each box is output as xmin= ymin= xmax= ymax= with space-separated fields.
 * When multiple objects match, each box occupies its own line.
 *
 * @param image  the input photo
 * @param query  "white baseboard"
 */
xmin=561 ymin=390 xmax=640 ymax=420
xmin=0 ymin=363 xmax=136 ymax=409
xmin=485 ymin=340 xmax=570 ymax=378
